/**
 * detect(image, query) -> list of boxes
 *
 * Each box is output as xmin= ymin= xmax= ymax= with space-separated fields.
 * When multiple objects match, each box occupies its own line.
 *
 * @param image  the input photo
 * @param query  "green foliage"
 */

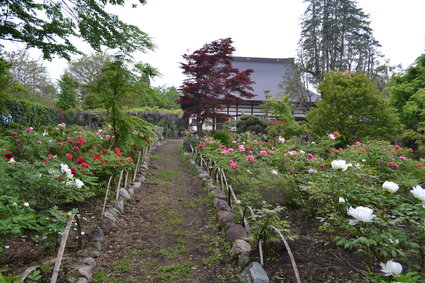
xmin=0 ymin=57 xmax=12 ymax=112
xmin=307 ymin=72 xmax=402 ymax=144
xmin=0 ymin=0 xmax=153 ymax=60
xmin=236 ymin=115 xmax=267 ymax=134
xmin=57 ymin=73 xmax=78 ymax=110
xmin=0 ymin=100 xmax=57 ymax=128
xmin=262 ymin=95 xmax=303 ymax=138
xmin=213 ymin=130 xmax=232 ymax=147
xmin=390 ymin=54 xmax=425 ymax=132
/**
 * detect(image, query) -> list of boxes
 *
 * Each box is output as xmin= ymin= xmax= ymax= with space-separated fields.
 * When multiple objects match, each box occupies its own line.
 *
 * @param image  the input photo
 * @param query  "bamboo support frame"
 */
xmin=101 ymin=175 xmax=114 ymax=219
xmin=115 ymin=170 xmax=124 ymax=200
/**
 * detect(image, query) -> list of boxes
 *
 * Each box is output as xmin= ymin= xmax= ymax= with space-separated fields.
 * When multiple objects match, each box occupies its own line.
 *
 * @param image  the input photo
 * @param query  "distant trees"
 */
xmin=299 ymin=0 xmax=381 ymax=84
xmin=178 ymin=38 xmax=255 ymax=131
xmin=4 ymin=49 xmax=55 ymax=97
xmin=57 ymin=73 xmax=78 ymax=110
xmin=306 ymin=72 xmax=401 ymax=144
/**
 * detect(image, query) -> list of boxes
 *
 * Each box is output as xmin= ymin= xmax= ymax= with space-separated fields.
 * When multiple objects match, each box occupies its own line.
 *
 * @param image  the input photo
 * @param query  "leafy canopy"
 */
xmin=389 ymin=54 xmax=425 ymax=131
xmin=177 ymin=37 xmax=255 ymax=131
xmin=306 ymin=71 xmax=401 ymax=144
xmin=0 ymin=0 xmax=154 ymax=60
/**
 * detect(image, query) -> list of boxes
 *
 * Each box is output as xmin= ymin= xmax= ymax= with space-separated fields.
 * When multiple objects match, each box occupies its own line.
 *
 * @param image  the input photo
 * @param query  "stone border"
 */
xmin=70 ymin=141 xmax=165 ymax=282
xmin=185 ymin=153 xmax=270 ymax=283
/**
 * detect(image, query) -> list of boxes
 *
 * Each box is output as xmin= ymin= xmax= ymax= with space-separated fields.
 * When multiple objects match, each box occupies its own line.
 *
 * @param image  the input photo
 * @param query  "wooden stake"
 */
xmin=115 ymin=170 xmax=124 ymax=200
xmin=50 ymin=213 xmax=75 ymax=283
xmin=133 ymin=150 xmax=142 ymax=182
xmin=101 ymin=175 xmax=113 ymax=219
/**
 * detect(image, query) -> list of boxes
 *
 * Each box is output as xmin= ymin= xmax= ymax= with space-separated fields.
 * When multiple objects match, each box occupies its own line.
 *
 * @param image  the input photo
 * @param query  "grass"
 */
xmin=155 ymin=245 xmax=186 ymax=260
xmin=154 ymin=262 xmax=193 ymax=281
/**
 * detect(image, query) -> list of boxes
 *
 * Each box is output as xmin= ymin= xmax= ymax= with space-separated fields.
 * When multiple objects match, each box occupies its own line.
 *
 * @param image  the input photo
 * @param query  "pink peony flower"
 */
xmin=65 ymin=153 xmax=73 ymax=160
xmin=354 ymin=140 xmax=361 ymax=146
xmin=246 ymin=155 xmax=255 ymax=162
xmin=238 ymin=145 xmax=245 ymax=152
xmin=11 ymin=132 xmax=19 ymax=136
xmin=399 ymin=156 xmax=407 ymax=160
xmin=417 ymin=163 xmax=424 ymax=167
xmin=230 ymin=162 xmax=238 ymax=169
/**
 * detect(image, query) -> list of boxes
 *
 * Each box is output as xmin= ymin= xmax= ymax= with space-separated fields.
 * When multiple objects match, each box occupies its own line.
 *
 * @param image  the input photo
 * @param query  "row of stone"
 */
xmin=188 ymin=157 xmax=270 ymax=283
xmin=70 ymin=142 xmax=163 ymax=283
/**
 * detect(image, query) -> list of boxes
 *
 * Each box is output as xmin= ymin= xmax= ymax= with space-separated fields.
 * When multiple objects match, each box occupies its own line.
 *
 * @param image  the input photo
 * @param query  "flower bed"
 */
xmin=185 ymin=131 xmax=425 ymax=281
xmin=0 ymin=121 xmax=157 ymax=278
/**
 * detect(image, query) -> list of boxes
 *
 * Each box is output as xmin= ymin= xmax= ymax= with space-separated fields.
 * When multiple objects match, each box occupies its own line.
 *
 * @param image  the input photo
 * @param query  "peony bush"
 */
xmin=185 ymin=131 xmax=425 ymax=280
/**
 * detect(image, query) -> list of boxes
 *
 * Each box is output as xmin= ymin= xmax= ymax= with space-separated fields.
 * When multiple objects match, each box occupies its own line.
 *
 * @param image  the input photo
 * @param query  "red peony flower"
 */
xmin=93 ymin=153 xmax=101 ymax=160
xmin=4 ymin=153 xmax=13 ymax=160
xmin=102 ymin=148 xmax=108 ymax=153
xmin=417 ymin=163 xmax=424 ymax=167
xmin=81 ymin=162 xmax=89 ymax=168
xmin=127 ymin=157 xmax=134 ymax=163
xmin=48 ymin=154 xmax=54 ymax=159
xmin=71 ymin=168 xmax=77 ymax=174
xmin=115 ymin=147 xmax=122 ymax=158
xmin=66 ymin=153 xmax=73 ymax=160
xmin=11 ymin=132 xmax=19 ymax=136
xmin=42 ymin=159 xmax=48 ymax=163
xmin=76 ymin=157 xmax=85 ymax=164
xmin=57 ymin=142 xmax=63 ymax=146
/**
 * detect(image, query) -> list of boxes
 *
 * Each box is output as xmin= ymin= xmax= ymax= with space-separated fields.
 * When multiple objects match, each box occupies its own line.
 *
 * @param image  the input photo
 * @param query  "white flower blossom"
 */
xmin=75 ymin=179 xmax=84 ymax=189
xmin=380 ymin=260 xmax=402 ymax=276
xmin=7 ymin=158 xmax=16 ymax=163
xmin=347 ymin=206 xmax=375 ymax=225
xmin=411 ymin=185 xmax=425 ymax=206
xmin=382 ymin=181 xmax=399 ymax=193
xmin=24 ymin=202 xmax=29 ymax=207
xmin=331 ymin=160 xmax=351 ymax=171
xmin=339 ymin=197 xmax=346 ymax=203
xmin=278 ymin=136 xmax=285 ymax=143
xmin=308 ymin=168 xmax=317 ymax=174
xmin=271 ymin=170 xmax=278 ymax=175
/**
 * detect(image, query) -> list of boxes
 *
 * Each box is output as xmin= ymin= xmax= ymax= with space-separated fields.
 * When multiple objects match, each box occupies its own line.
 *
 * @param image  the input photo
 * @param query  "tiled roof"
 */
xmin=232 ymin=56 xmax=295 ymax=101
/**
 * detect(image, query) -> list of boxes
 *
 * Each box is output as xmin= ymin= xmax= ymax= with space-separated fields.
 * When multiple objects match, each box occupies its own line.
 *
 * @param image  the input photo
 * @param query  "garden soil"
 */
xmin=1 ymin=139 xmax=366 ymax=282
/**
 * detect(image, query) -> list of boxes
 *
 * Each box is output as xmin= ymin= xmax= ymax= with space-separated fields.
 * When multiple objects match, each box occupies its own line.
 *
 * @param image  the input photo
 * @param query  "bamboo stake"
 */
xmin=50 ymin=213 xmax=75 ymax=283
xmin=133 ymin=150 xmax=142 ymax=182
xmin=270 ymin=225 xmax=302 ymax=283
xmin=101 ymin=176 xmax=114 ymax=219
xmin=124 ymin=170 xmax=129 ymax=188
xmin=259 ymin=239 xmax=264 ymax=266
xmin=115 ymin=170 xmax=124 ymax=200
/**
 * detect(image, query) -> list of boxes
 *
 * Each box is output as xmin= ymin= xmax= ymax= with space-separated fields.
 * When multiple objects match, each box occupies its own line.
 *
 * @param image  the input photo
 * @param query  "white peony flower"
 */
xmin=380 ymin=260 xmax=402 ymax=276
xmin=24 ymin=202 xmax=29 ymax=207
xmin=411 ymin=185 xmax=425 ymax=206
xmin=339 ymin=197 xmax=346 ymax=203
xmin=75 ymin=179 xmax=84 ymax=189
xmin=382 ymin=181 xmax=399 ymax=193
xmin=278 ymin=136 xmax=285 ymax=143
xmin=331 ymin=160 xmax=351 ymax=171
xmin=7 ymin=158 xmax=16 ymax=163
xmin=347 ymin=206 xmax=375 ymax=225
xmin=271 ymin=170 xmax=278 ymax=175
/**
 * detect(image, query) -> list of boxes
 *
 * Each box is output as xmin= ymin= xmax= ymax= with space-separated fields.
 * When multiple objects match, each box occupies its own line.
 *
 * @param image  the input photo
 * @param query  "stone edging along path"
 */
xmin=184 ymin=150 xmax=270 ymax=283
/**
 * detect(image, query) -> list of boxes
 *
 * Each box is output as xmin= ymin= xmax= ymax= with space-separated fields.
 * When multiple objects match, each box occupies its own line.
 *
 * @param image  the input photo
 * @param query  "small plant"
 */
xmin=214 ymin=130 xmax=232 ymax=147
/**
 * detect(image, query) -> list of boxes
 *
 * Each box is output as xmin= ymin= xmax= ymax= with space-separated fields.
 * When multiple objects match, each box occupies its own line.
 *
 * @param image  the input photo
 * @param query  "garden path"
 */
xmin=91 ymin=139 xmax=238 ymax=282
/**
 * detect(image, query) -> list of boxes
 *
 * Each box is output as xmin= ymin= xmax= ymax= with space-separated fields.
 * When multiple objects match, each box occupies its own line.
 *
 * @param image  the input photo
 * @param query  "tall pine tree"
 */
xmin=299 ymin=0 xmax=381 ymax=84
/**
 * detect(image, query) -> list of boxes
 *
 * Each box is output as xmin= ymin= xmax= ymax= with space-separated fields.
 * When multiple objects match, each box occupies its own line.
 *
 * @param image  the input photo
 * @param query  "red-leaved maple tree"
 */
xmin=177 ymin=38 xmax=255 ymax=131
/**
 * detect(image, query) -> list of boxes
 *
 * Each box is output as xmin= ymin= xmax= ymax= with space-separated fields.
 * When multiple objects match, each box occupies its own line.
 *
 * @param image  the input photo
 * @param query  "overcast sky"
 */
xmin=30 ymin=0 xmax=425 ymax=87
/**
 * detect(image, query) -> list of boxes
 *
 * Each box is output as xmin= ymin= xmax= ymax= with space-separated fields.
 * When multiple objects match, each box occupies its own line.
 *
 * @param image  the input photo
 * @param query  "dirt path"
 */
xmin=92 ymin=139 xmax=238 ymax=283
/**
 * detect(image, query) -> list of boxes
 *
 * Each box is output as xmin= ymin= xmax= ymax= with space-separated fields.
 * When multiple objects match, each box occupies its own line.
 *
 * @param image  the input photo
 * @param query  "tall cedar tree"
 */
xmin=178 ymin=38 xmax=255 ymax=131
xmin=299 ymin=0 xmax=381 ymax=84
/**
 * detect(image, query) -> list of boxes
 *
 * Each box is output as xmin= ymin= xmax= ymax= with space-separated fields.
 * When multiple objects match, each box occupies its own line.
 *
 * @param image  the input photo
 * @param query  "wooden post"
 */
xmin=50 ymin=213 xmax=75 ymax=283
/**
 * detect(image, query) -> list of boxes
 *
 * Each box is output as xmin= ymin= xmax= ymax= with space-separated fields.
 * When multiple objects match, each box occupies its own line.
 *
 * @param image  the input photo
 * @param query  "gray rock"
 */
xmin=240 ymin=262 xmax=269 ymax=283
xmin=238 ymin=252 xmax=251 ymax=269
xmin=226 ymin=224 xmax=247 ymax=243
xmin=79 ymin=257 xmax=96 ymax=268
xmin=90 ymin=228 xmax=104 ymax=242
xmin=128 ymin=187 xmax=135 ymax=196
xmin=231 ymin=239 xmax=252 ymax=256
xmin=133 ymin=182 xmax=142 ymax=189
xmin=103 ymin=210 xmax=119 ymax=222
xmin=119 ymin=188 xmax=132 ymax=201
xmin=138 ymin=175 xmax=146 ymax=183
xmin=76 ymin=278 xmax=89 ymax=283
xmin=115 ymin=200 xmax=124 ymax=214
xmin=217 ymin=211 xmax=236 ymax=229
xmin=190 ymin=160 xmax=197 ymax=166
xmin=109 ymin=208 xmax=121 ymax=218
xmin=213 ymin=198 xmax=232 ymax=212
xmin=207 ymin=182 xmax=220 ymax=191
xmin=199 ymin=173 xmax=210 ymax=181
xmin=211 ymin=188 xmax=227 ymax=200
